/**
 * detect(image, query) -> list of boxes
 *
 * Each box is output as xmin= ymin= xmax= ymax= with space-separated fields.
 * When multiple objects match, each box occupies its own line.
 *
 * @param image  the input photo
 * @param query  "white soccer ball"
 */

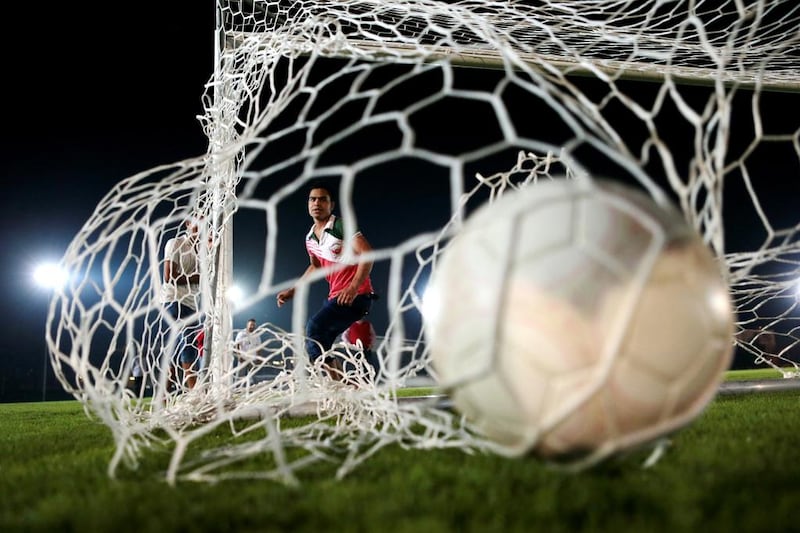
xmin=423 ymin=178 xmax=734 ymax=465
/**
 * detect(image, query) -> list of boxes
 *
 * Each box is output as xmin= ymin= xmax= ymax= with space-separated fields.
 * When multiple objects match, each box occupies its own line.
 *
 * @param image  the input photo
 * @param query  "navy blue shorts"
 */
xmin=305 ymin=293 xmax=373 ymax=361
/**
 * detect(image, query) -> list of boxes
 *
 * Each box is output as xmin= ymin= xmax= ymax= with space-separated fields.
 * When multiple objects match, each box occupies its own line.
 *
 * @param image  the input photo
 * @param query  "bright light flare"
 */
xmin=227 ymin=284 xmax=244 ymax=307
xmin=32 ymin=261 xmax=69 ymax=290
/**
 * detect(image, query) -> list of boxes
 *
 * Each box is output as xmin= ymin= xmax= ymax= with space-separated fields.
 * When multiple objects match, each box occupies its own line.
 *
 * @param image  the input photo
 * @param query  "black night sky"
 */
xmin=2 ymin=3 xmax=214 ymax=401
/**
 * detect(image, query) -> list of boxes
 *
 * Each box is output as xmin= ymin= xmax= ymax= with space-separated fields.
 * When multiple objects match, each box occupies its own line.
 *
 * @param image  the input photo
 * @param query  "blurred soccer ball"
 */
xmin=424 ymin=178 xmax=734 ymax=465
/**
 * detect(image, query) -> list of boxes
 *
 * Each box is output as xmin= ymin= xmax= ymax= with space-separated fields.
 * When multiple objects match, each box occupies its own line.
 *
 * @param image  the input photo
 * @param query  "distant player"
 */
xmin=161 ymin=218 xmax=203 ymax=391
xmin=234 ymin=318 xmax=262 ymax=389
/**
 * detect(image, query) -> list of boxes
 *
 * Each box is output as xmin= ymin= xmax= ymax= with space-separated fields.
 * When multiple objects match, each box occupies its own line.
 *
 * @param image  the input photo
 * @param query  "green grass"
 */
xmin=723 ymin=367 xmax=793 ymax=381
xmin=1 ymin=374 xmax=798 ymax=532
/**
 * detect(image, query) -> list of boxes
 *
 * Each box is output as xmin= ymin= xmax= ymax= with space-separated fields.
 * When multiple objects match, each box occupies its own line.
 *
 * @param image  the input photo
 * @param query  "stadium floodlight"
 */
xmin=32 ymin=260 xmax=69 ymax=403
xmin=32 ymin=261 xmax=69 ymax=291
xmin=226 ymin=284 xmax=244 ymax=308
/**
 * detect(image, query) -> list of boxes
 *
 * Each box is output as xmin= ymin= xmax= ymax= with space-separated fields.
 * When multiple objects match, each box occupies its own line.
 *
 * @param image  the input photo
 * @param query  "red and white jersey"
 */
xmin=305 ymin=215 xmax=373 ymax=299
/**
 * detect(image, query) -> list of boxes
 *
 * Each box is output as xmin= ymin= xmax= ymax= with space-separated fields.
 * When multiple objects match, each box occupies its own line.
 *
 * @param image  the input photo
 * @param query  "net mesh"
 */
xmin=47 ymin=0 xmax=800 ymax=484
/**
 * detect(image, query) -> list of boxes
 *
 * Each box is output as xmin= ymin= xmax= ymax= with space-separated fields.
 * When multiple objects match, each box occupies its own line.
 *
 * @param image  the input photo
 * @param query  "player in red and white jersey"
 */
xmin=276 ymin=181 xmax=375 ymax=380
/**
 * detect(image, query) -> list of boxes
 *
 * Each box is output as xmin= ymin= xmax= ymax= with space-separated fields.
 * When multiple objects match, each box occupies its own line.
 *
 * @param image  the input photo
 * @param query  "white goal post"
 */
xmin=47 ymin=0 xmax=800 ymax=485
xmin=223 ymin=0 xmax=800 ymax=92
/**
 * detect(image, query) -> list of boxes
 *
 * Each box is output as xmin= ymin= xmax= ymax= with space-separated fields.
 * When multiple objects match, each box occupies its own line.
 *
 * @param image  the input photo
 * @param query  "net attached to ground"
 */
xmin=47 ymin=0 xmax=799 ymax=484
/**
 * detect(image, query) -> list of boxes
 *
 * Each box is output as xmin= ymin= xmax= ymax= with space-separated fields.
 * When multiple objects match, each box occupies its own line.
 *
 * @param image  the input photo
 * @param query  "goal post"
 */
xmin=48 ymin=0 xmax=800 ymax=484
xmin=222 ymin=0 xmax=800 ymax=92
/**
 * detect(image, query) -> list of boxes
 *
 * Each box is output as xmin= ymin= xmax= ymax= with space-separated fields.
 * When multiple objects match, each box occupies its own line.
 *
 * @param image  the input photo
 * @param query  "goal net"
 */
xmin=47 ymin=0 xmax=800 ymax=484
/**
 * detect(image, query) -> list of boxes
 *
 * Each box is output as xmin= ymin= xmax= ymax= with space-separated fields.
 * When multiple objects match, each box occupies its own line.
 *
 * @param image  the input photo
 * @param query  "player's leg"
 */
xmin=306 ymin=295 xmax=372 ymax=380
xmin=164 ymin=302 xmax=183 ymax=393
xmin=180 ymin=319 xmax=203 ymax=389
xmin=169 ymin=303 xmax=200 ymax=391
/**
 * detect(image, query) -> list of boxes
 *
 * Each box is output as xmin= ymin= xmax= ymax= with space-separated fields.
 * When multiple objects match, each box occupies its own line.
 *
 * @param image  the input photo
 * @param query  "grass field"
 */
xmin=1 ymin=369 xmax=798 ymax=532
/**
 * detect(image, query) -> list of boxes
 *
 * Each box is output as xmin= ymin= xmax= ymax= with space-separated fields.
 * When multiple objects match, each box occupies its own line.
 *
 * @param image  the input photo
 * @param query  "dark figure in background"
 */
xmin=161 ymin=218 xmax=203 ymax=391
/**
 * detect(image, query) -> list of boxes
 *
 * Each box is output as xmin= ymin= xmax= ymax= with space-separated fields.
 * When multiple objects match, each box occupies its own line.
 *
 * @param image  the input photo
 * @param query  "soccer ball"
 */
xmin=423 ymin=178 xmax=734 ymax=465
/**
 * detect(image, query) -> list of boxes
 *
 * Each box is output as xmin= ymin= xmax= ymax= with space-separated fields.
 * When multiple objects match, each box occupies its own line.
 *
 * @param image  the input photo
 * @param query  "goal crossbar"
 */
xmin=223 ymin=0 xmax=800 ymax=93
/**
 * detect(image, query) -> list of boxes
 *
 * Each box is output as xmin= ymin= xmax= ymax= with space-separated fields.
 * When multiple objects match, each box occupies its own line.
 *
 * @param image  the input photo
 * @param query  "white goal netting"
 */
xmin=47 ymin=0 xmax=800 ymax=484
